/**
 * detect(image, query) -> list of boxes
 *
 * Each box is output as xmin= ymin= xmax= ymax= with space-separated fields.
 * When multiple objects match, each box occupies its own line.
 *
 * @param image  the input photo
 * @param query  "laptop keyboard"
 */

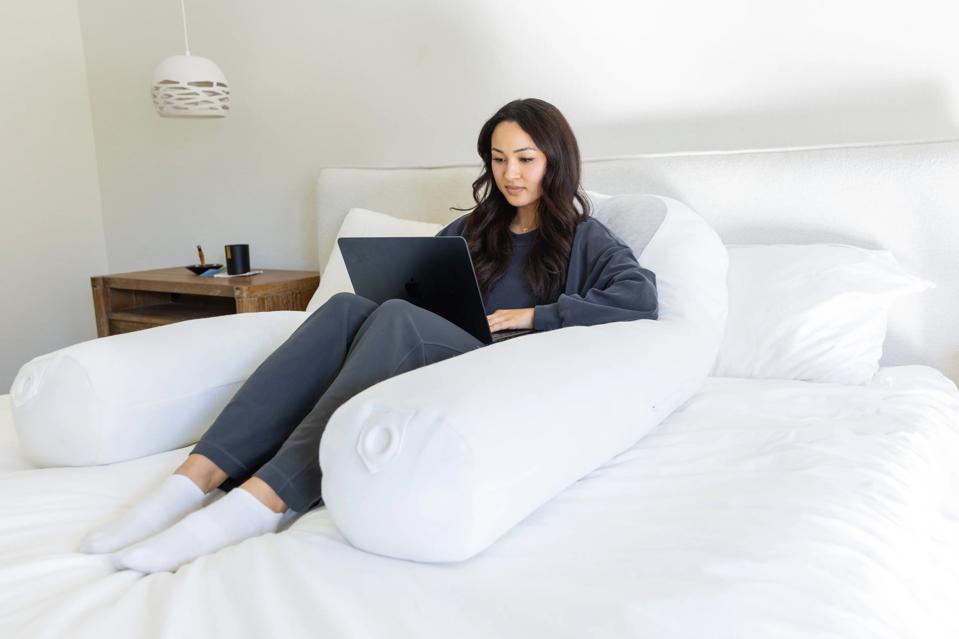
xmin=491 ymin=329 xmax=535 ymax=343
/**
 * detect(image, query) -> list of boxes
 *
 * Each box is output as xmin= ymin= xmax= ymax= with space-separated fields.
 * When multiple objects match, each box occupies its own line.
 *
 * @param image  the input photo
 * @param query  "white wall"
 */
xmin=0 ymin=1 xmax=107 ymax=391
xmin=76 ymin=0 xmax=959 ymax=275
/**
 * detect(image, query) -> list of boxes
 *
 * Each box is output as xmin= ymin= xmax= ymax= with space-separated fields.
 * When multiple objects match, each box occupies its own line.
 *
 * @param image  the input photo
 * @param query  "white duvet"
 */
xmin=1 ymin=366 xmax=958 ymax=639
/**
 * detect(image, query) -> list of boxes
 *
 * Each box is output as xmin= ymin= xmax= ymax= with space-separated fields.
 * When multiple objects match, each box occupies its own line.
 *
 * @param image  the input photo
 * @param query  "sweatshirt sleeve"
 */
xmin=435 ymin=214 xmax=469 ymax=237
xmin=532 ymin=224 xmax=659 ymax=331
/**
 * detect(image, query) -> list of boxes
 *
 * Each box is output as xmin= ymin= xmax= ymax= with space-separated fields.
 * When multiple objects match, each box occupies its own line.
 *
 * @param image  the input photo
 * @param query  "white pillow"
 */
xmin=713 ymin=244 xmax=934 ymax=384
xmin=306 ymin=208 xmax=443 ymax=314
xmin=10 ymin=312 xmax=307 ymax=466
xmin=320 ymin=194 xmax=729 ymax=562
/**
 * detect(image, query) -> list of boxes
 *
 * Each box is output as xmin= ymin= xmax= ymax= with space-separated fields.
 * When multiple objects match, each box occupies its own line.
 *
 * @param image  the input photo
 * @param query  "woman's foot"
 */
xmin=78 ymin=454 xmax=227 ymax=555
xmin=78 ymin=474 xmax=212 ymax=554
xmin=112 ymin=484 xmax=285 ymax=573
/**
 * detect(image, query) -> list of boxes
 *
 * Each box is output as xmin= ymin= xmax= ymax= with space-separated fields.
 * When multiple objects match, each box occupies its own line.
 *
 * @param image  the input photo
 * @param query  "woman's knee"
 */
xmin=315 ymin=291 xmax=376 ymax=316
xmin=296 ymin=293 xmax=377 ymax=338
xmin=327 ymin=291 xmax=362 ymax=307
xmin=367 ymin=298 xmax=418 ymax=323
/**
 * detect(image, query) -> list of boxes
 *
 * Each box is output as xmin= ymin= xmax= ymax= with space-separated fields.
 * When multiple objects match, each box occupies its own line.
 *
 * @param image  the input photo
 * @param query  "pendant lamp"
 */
xmin=151 ymin=0 xmax=230 ymax=117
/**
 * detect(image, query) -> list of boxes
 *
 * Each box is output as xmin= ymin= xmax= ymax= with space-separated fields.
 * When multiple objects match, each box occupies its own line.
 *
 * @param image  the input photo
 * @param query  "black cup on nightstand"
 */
xmin=225 ymin=244 xmax=251 ymax=275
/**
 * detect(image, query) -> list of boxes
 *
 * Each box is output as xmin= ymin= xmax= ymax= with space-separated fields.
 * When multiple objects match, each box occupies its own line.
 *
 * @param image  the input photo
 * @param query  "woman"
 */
xmin=78 ymin=98 xmax=659 ymax=573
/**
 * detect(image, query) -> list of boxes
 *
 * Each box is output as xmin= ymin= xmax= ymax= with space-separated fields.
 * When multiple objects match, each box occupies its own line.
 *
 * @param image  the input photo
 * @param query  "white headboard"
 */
xmin=316 ymin=139 xmax=959 ymax=383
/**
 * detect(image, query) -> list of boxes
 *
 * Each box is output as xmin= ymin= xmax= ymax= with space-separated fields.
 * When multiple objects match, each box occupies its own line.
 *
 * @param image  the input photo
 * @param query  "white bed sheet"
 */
xmin=1 ymin=366 xmax=958 ymax=638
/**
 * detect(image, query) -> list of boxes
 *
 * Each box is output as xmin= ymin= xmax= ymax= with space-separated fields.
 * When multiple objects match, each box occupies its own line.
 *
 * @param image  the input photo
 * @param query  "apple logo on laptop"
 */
xmin=404 ymin=277 xmax=422 ymax=299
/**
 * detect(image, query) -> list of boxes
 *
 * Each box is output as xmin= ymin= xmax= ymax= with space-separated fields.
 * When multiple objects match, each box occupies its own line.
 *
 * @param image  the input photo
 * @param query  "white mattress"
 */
xmin=1 ymin=366 xmax=958 ymax=638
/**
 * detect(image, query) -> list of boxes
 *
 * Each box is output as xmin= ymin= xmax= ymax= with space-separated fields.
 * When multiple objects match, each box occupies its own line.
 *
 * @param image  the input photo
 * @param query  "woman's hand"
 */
xmin=487 ymin=308 xmax=535 ymax=332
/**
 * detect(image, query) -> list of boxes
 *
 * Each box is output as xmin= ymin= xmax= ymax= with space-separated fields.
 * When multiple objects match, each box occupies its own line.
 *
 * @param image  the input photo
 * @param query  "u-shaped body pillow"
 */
xmin=320 ymin=194 xmax=729 ymax=562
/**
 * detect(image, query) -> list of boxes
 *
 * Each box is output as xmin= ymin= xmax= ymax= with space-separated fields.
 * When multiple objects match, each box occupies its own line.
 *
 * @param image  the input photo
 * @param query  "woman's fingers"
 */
xmin=487 ymin=311 xmax=510 ymax=331
xmin=486 ymin=308 xmax=534 ymax=332
xmin=487 ymin=312 xmax=504 ymax=331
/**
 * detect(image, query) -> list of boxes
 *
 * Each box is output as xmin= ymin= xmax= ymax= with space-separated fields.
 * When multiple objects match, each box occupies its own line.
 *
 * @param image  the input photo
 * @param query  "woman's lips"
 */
xmin=506 ymin=186 xmax=524 ymax=194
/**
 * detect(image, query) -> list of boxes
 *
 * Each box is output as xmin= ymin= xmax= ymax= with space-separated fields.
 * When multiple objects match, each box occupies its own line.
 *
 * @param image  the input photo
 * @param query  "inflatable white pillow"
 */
xmin=320 ymin=193 xmax=729 ymax=562
xmin=10 ymin=312 xmax=306 ymax=466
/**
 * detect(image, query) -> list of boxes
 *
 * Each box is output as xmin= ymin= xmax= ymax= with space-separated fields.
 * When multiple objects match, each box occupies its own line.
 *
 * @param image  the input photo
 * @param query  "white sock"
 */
xmin=112 ymin=487 xmax=284 ymax=573
xmin=277 ymin=507 xmax=304 ymax=532
xmin=78 ymin=474 xmax=209 ymax=554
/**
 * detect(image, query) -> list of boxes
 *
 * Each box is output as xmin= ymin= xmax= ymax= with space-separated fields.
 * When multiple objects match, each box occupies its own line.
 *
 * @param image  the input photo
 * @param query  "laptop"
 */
xmin=337 ymin=236 xmax=536 ymax=345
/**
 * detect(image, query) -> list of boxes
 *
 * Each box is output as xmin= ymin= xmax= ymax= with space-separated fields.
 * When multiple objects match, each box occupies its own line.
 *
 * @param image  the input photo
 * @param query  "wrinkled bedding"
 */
xmin=1 ymin=366 xmax=957 ymax=638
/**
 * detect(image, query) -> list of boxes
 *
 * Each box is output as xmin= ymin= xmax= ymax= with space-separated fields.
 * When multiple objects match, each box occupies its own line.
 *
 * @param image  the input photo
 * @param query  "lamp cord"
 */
xmin=180 ymin=0 xmax=191 ymax=55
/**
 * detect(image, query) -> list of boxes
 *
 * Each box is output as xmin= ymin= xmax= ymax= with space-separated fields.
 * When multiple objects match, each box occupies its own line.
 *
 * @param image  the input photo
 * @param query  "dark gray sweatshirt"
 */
xmin=435 ymin=214 xmax=658 ymax=331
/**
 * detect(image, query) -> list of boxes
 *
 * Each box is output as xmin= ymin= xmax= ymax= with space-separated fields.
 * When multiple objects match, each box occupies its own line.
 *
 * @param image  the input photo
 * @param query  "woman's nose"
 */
xmin=505 ymin=161 xmax=520 ymax=178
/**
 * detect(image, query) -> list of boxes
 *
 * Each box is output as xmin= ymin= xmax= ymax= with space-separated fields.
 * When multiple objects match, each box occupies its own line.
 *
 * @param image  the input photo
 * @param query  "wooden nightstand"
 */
xmin=90 ymin=267 xmax=320 ymax=337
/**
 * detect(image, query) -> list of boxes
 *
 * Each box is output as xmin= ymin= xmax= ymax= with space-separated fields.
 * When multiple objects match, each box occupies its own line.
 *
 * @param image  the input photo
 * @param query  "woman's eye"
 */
xmin=521 ymin=158 xmax=533 ymax=163
xmin=493 ymin=158 xmax=503 ymax=163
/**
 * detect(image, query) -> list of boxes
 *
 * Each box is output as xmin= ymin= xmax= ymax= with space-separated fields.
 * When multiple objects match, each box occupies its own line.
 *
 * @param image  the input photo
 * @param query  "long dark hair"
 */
xmin=451 ymin=98 xmax=591 ymax=303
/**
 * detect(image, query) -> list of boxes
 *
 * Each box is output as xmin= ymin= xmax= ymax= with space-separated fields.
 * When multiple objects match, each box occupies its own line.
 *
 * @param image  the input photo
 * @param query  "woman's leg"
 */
xmin=78 ymin=292 xmax=378 ymax=555
xmin=186 ymin=292 xmax=380 ymax=491
xmin=254 ymin=298 xmax=486 ymax=513
xmin=113 ymin=299 xmax=485 ymax=572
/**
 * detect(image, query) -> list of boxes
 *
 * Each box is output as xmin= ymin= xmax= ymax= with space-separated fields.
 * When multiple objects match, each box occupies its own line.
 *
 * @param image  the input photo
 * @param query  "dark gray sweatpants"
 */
xmin=191 ymin=292 xmax=485 ymax=512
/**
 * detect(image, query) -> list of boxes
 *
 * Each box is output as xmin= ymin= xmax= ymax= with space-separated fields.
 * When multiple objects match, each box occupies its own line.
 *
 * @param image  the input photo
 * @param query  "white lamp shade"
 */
xmin=151 ymin=54 xmax=230 ymax=117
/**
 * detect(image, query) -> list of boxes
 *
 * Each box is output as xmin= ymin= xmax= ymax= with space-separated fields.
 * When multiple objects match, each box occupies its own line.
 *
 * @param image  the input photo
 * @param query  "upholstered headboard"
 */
xmin=316 ymin=139 xmax=959 ymax=382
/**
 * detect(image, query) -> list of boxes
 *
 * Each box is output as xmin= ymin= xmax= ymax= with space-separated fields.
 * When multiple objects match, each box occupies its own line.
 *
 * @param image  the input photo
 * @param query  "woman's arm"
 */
xmin=532 ymin=225 xmax=659 ymax=331
xmin=435 ymin=214 xmax=469 ymax=238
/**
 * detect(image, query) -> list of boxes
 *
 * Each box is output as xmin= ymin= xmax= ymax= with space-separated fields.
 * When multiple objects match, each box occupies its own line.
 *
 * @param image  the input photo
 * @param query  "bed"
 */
xmin=2 ymin=140 xmax=958 ymax=638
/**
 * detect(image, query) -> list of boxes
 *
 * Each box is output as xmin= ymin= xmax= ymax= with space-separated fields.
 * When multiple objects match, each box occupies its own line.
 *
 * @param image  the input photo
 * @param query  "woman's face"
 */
xmin=490 ymin=121 xmax=547 ymax=216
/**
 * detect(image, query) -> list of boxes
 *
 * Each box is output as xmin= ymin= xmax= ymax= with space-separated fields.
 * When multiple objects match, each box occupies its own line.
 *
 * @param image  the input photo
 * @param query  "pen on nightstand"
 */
xmin=197 ymin=244 xmax=206 ymax=265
